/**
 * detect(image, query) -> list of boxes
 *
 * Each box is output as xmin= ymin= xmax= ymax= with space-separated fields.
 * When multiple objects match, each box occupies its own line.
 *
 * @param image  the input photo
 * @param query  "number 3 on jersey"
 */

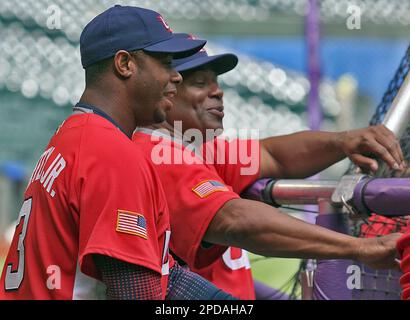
xmin=5 ymin=198 xmax=33 ymax=290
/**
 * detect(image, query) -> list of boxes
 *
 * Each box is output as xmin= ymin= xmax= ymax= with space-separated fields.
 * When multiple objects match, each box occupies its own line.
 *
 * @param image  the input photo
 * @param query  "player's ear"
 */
xmin=113 ymin=50 xmax=134 ymax=79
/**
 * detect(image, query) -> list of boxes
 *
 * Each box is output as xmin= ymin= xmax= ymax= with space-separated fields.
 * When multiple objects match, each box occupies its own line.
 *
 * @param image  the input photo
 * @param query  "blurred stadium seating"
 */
xmin=0 ymin=1 xmax=345 ymax=168
xmin=2 ymin=0 xmax=410 ymax=32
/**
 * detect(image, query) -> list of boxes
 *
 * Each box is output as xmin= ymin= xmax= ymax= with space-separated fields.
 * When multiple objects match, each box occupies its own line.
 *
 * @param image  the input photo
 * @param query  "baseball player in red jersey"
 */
xmin=132 ymin=34 xmax=405 ymax=299
xmin=0 ymin=7 xmax=235 ymax=300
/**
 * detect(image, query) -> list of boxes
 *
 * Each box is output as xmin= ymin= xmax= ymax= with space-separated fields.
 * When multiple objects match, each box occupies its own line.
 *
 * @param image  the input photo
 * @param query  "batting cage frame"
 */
xmin=243 ymin=43 xmax=410 ymax=300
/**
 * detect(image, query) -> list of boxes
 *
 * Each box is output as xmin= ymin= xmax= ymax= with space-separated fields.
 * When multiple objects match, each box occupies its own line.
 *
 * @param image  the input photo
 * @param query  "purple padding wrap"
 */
xmin=313 ymin=214 xmax=353 ymax=300
xmin=241 ymin=178 xmax=270 ymax=201
xmin=353 ymin=178 xmax=410 ymax=217
xmin=253 ymin=280 xmax=290 ymax=300
xmin=351 ymin=264 xmax=402 ymax=300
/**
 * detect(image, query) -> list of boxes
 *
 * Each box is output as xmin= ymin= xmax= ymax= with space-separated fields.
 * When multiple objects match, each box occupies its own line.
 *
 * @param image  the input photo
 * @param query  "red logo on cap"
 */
xmin=187 ymin=34 xmax=206 ymax=53
xmin=157 ymin=15 xmax=173 ymax=32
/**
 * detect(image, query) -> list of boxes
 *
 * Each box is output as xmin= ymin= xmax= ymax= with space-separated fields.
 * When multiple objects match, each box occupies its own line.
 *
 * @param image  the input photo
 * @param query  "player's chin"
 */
xmin=152 ymin=108 xmax=168 ymax=124
xmin=152 ymin=100 xmax=173 ymax=123
xmin=203 ymin=121 xmax=224 ymax=141
xmin=204 ymin=120 xmax=224 ymax=135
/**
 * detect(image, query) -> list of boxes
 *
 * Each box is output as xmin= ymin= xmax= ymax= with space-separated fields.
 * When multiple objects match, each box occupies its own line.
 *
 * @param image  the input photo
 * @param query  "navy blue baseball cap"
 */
xmin=172 ymin=34 xmax=238 ymax=75
xmin=80 ymin=6 xmax=206 ymax=68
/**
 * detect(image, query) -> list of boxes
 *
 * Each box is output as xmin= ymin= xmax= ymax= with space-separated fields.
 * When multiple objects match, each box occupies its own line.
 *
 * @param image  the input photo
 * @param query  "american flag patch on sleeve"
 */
xmin=116 ymin=210 xmax=147 ymax=239
xmin=192 ymin=180 xmax=229 ymax=198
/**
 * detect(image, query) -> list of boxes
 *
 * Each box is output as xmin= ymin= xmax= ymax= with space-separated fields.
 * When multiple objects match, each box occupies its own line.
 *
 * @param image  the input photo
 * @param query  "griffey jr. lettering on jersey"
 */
xmin=28 ymin=146 xmax=66 ymax=197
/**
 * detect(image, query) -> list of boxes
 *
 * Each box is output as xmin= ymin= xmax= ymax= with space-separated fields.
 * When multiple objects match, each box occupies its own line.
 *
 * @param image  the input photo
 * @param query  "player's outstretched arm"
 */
xmin=259 ymin=124 xmax=405 ymax=179
xmin=203 ymin=198 xmax=401 ymax=270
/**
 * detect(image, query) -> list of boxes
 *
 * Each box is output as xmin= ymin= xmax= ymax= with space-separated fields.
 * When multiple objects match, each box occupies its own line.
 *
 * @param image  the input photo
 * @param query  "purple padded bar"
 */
xmin=353 ymin=178 xmax=410 ymax=217
xmin=351 ymin=264 xmax=402 ymax=300
xmin=313 ymin=214 xmax=353 ymax=300
xmin=242 ymin=178 xmax=271 ymax=201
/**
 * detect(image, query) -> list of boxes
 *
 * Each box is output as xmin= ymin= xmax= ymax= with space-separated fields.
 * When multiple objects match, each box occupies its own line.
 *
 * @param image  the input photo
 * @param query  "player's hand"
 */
xmin=355 ymin=233 xmax=402 ymax=270
xmin=336 ymin=125 xmax=406 ymax=173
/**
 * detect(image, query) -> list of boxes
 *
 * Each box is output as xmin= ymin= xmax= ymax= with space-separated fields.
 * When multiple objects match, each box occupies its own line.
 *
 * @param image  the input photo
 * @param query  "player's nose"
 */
xmin=209 ymin=82 xmax=223 ymax=100
xmin=171 ymin=69 xmax=183 ymax=85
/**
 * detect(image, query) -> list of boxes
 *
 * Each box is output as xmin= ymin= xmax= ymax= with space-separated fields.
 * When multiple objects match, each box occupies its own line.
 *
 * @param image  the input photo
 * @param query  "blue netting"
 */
xmin=370 ymin=45 xmax=410 ymax=126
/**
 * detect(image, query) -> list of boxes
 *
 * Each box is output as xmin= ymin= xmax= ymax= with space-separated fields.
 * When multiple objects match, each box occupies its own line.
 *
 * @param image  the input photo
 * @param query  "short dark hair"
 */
xmin=84 ymin=57 xmax=112 ymax=87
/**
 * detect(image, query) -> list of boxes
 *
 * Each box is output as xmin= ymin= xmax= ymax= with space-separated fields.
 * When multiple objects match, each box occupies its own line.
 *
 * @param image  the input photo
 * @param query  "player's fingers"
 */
xmin=362 ymin=138 xmax=400 ymax=170
xmin=377 ymin=125 xmax=405 ymax=164
xmin=374 ymin=134 xmax=403 ymax=170
xmin=350 ymin=154 xmax=378 ymax=172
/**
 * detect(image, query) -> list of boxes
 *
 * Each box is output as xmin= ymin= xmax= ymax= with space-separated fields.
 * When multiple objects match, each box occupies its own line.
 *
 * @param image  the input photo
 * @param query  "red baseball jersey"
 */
xmin=398 ymin=229 xmax=410 ymax=300
xmin=0 ymin=113 xmax=172 ymax=300
xmin=133 ymin=129 xmax=260 ymax=299
xmin=359 ymin=214 xmax=408 ymax=238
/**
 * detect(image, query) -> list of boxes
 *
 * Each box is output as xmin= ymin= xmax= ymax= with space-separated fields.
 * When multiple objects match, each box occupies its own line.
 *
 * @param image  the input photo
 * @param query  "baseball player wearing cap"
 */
xmin=132 ymin=35 xmax=405 ymax=299
xmin=0 ymin=7 xmax=235 ymax=300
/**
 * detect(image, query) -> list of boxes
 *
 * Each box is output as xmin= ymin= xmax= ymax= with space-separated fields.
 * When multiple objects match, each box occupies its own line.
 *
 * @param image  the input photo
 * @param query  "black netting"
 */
xmin=356 ymin=214 xmax=408 ymax=238
xmin=350 ymin=44 xmax=410 ymax=299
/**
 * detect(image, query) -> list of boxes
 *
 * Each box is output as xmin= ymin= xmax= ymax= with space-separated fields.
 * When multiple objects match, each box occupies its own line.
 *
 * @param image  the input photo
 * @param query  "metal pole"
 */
xmin=377 ymin=71 xmax=410 ymax=177
xmin=272 ymin=180 xmax=338 ymax=205
xmin=382 ymin=71 xmax=410 ymax=137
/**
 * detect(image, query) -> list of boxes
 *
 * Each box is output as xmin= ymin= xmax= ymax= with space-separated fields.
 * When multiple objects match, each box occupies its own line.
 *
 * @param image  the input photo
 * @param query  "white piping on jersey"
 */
xmin=72 ymin=106 xmax=94 ymax=115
